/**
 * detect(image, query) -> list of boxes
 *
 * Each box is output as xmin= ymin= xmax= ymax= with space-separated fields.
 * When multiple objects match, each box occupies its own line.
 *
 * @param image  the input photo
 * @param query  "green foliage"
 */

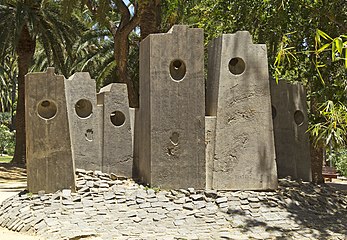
xmin=309 ymin=101 xmax=347 ymax=147
xmin=182 ymin=0 xmax=347 ymax=151
xmin=0 ymin=155 xmax=12 ymax=163
xmin=0 ymin=112 xmax=11 ymax=126
xmin=0 ymin=52 xmax=17 ymax=113
xmin=335 ymin=154 xmax=347 ymax=177
xmin=0 ymin=124 xmax=14 ymax=155
xmin=0 ymin=0 xmax=84 ymax=76
xmin=328 ymin=149 xmax=347 ymax=177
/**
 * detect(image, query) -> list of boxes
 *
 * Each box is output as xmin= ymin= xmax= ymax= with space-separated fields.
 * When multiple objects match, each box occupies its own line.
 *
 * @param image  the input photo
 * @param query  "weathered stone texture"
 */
xmin=270 ymin=80 xmax=311 ymax=181
xmin=206 ymin=31 xmax=277 ymax=190
xmin=97 ymin=83 xmax=133 ymax=177
xmin=137 ymin=25 xmax=206 ymax=189
xmin=205 ymin=116 xmax=216 ymax=190
xmin=65 ymin=72 xmax=102 ymax=171
xmin=25 ymin=68 xmax=76 ymax=193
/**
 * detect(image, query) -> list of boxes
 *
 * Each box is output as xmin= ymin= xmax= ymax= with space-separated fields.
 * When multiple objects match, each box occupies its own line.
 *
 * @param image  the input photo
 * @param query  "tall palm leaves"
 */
xmin=0 ymin=0 xmax=82 ymax=164
xmin=31 ymin=27 xmax=116 ymax=90
xmin=0 ymin=54 xmax=17 ymax=114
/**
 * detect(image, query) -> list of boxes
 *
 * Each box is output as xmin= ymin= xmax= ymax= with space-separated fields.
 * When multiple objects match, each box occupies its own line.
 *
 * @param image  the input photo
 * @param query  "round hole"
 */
xmin=294 ymin=110 xmax=304 ymax=126
xmin=272 ymin=105 xmax=277 ymax=119
xmin=228 ymin=57 xmax=246 ymax=75
xmin=75 ymin=99 xmax=93 ymax=118
xmin=169 ymin=59 xmax=186 ymax=81
xmin=37 ymin=100 xmax=57 ymax=120
xmin=110 ymin=111 xmax=126 ymax=127
xmin=170 ymin=132 xmax=179 ymax=145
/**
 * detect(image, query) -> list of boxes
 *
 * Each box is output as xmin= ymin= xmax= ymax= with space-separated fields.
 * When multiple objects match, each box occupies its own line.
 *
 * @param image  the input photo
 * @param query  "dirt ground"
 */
xmin=0 ymin=163 xmax=43 ymax=239
xmin=0 ymin=227 xmax=43 ymax=240
xmin=0 ymin=163 xmax=27 ymax=182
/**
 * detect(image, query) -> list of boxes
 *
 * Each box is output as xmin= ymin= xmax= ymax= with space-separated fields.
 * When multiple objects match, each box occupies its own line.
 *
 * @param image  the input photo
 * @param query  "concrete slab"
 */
xmin=206 ymin=32 xmax=278 ymax=190
xmin=270 ymin=80 xmax=311 ymax=181
xmin=97 ymin=83 xmax=133 ymax=177
xmin=65 ymin=72 xmax=102 ymax=171
xmin=137 ymin=25 xmax=206 ymax=189
xmin=25 ymin=68 xmax=76 ymax=193
xmin=205 ymin=116 xmax=216 ymax=190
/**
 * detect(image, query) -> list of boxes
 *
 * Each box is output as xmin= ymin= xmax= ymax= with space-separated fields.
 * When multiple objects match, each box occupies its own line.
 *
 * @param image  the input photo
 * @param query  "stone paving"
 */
xmin=0 ymin=169 xmax=346 ymax=240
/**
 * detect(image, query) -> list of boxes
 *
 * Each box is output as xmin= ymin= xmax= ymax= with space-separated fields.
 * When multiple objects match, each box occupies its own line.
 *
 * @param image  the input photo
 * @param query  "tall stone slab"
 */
xmin=137 ymin=25 xmax=206 ymax=189
xmin=97 ymin=83 xmax=133 ymax=177
xmin=25 ymin=68 xmax=75 ymax=193
xmin=270 ymin=80 xmax=311 ymax=181
xmin=206 ymin=31 xmax=277 ymax=190
xmin=65 ymin=72 xmax=102 ymax=171
xmin=205 ymin=116 xmax=216 ymax=190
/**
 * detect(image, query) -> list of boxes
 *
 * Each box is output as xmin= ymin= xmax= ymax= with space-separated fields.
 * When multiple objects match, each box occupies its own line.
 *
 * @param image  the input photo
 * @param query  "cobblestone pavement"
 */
xmin=0 ymin=169 xmax=346 ymax=240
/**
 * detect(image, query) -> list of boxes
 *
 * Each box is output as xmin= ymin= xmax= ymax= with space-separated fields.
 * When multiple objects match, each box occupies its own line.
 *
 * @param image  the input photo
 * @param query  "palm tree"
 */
xmin=0 ymin=51 xmax=17 ymax=131
xmin=31 ymin=23 xmax=117 ymax=91
xmin=0 ymin=0 xmax=81 ymax=165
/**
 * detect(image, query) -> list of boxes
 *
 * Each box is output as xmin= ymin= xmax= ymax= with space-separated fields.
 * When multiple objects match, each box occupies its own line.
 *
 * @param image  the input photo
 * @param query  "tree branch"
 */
xmin=86 ymin=0 xmax=97 ymax=16
xmin=114 ymin=0 xmax=131 ymax=30
xmin=324 ymin=13 xmax=347 ymax=32
xmin=112 ymin=0 xmax=139 ymax=36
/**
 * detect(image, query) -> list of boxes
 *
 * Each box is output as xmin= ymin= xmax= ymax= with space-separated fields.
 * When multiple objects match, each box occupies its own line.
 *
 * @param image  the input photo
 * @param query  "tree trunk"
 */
xmin=109 ymin=0 xmax=140 ymax=108
xmin=114 ymin=31 xmax=139 ymax=108
xmin=310 ymin=142 xmax=324 ymax=184
xmin=12 ymin=25 xmax=35 ymax=165
xmin=139 ymin=0 xmax=161 ymax=40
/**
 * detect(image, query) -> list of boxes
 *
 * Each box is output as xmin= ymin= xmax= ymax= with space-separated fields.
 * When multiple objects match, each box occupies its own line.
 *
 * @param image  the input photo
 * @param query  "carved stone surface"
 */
xmin=137 ymin=25 xmax=206 ymax=189
xmin=270 ymin=80 xmax=311 ymax=181
xmin=206 ymin=31 xmax=278 ymax=190
xmin=97 ymin=83 xmax=133 ymax=177
xmin=25 ymin=68 xmax=75 ymax=193
xmin=65 ymin=72 xmax=102 ymax=171
xmin=205 ymin=116 xmax=216 ymax=190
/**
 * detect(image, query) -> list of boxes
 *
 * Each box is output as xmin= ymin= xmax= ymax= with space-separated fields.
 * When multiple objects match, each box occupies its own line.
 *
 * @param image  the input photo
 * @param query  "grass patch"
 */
xmin=0 ymin=155 xmax=13 ymax=163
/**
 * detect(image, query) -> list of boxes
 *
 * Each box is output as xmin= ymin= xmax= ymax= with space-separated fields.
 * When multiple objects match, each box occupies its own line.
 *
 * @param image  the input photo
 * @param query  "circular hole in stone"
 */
xmin=169 ymin=59 xmax=186 ymax=81
xmin=170 ymin=132 xmax=179 ymax=145
xmin=75 ymin=99 xmax=93 ymax=118
xmin=228 ymin=57 xmax=246 ymax=75
xmin=37 ymin=100 xmax=57 ymax=120
xmin=272 ymin=105 xmax=277 ymax=119
xmin=294 ymin=110 xmax=304 ymax=126
xmin=110 ymin=110 xmax=126 ymax=127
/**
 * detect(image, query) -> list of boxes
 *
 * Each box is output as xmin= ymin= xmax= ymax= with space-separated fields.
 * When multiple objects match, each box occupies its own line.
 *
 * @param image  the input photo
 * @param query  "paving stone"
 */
xmin=173 ymin=198 xmax=186 ymax=204
xmin=216 ymin=197 xmax=228 ymax=204
xmin=250 ymin=202 xmax=261 ymax=208
xmin=190 ymin=194 xmax=204 ymax=201
xmin=194 ymin=201 xmax=206 ymax=209
xmin=139 ymin=202 xmax=151 ymax=209
xmin=218 ymin=202 xmax=229 ymax=209
xmin=173 ymin=219 xmax=185 ymax=226
xmin=187 ymin=188 xmax=195 ymax=194
xmin=248 ymin=197 xmax=259 ymax=202
xmin=183 ymin=203 xmax=195 ymax=211
xmin=1 ymin=170 xmax=346 ymax=240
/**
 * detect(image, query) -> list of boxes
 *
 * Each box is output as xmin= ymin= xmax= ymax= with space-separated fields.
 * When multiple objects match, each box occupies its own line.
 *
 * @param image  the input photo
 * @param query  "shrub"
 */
xmin=328 ymin=149 xmax=347 ymax=177
xmin=0 ymin=124 xmax=15 ymax=155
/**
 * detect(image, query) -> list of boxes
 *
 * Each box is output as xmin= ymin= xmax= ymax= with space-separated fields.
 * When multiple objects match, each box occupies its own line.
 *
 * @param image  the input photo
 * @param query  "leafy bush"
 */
xmin=328 ymin=149 xmax=347 ymax=177
xmin=0 ymin=112 xmax=11 ymax=126
xmin=0 ymin=124 xmax=15 ymax=155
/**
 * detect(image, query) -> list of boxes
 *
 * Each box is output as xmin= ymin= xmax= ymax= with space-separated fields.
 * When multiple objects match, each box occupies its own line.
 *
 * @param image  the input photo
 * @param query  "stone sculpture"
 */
xmin=97 ymin=83 xmax=133 ymax=177
xmin=270 ymin=80 xmax=311 ymax=181
xmin=136 ymin=25 xmax=206 ymax=189
xmin=25 ymin=68 xmax=76 ymax=193
xmin=25 ymin=27 xmax=314 ymax=193
xmin=206 ymin=31 xmax=278 ymax=190
xmin=65 ymin=72 xmax=102 ymax=171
